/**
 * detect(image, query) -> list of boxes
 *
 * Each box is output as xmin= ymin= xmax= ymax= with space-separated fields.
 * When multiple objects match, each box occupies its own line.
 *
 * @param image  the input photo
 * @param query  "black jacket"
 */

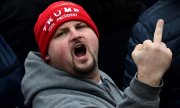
xmin=122 ymin=0 xmax=180 ymax=107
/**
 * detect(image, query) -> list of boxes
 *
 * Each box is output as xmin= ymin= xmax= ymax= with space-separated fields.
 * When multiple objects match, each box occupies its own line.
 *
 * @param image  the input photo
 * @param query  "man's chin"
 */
xmin=73 ymin=60 xmax=96 ymax=75
xmin=74 ymin=65 xmax=94 ymax=75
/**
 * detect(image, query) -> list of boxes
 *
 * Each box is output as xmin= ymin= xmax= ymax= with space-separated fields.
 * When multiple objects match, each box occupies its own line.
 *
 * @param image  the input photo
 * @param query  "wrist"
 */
xmin=137 ymin=72 xmax=162 ymax=87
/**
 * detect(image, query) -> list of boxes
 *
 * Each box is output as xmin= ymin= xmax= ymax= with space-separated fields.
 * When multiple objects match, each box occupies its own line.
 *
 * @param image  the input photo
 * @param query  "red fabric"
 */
xmin=34 ymin=1 xmax=99 ymax=59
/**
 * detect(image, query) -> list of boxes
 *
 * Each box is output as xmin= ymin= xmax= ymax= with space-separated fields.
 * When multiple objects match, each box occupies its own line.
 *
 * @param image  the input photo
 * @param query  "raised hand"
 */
xmin=132 ymin=19 xmax=172 ymax=86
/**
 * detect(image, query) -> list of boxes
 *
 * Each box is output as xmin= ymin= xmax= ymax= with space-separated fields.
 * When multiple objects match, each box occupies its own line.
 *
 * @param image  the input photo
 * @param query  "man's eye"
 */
xmin=76 ymin=24 xmax=88 ymax=29
xmin=54 ymin=31 xmax=67 ymax=38
xmin=58 ymin=32 xmax=64 ymax=36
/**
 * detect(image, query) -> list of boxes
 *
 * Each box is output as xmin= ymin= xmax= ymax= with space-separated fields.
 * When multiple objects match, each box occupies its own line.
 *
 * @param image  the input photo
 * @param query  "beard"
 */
xmin=72 ymin=52 xmax=97 ymax=76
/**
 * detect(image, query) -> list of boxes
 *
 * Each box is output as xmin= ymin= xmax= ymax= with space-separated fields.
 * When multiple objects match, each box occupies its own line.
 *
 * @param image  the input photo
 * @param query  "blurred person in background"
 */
xmin=0 ymin=0 xmax=57 ymax=107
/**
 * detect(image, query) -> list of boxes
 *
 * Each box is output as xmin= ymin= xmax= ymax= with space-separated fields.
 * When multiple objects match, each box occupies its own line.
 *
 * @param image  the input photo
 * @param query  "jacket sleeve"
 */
xmin=117 ymin=76 xmax=161 ymax=108
xmin=122 ymin=20 xmax=153 ymax=90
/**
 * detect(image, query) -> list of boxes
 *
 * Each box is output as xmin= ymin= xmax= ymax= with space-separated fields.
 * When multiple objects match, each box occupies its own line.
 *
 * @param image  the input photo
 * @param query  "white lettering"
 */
xmin=43 ymin=7 xmax=80 ymax=32
xmin=64 ymin=7 xmax=72 ymax=12
xmin=74 ymin=8 xmax=79 ymax=12
xmin=43 ymin=17 xmax=54 ymax=31
xmin=57 ymin=13 xmax=77 ymax=21
xmin=47 ymin=18 xmax=54 ymax=25
xmin=43 ymin=25 xmax=47 ymax=31
xmin=48 ymin=23 xmax=55 ymax=31
xmin=54 ymin=10 xmax=62 ymax=17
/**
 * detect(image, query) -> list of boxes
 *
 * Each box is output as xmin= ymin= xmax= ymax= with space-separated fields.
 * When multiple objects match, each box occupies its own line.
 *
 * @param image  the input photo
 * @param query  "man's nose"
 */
xmin=69 ymin=29 xmax=82 ymax=41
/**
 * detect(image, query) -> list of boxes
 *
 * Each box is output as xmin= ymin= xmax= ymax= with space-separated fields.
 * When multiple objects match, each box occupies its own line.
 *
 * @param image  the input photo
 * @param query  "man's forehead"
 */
xmin=58 ymin=21 xmax=86 ymax=29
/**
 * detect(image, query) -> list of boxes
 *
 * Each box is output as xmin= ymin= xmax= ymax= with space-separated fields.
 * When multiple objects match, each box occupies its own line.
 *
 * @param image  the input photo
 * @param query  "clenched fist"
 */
xmin=132 ymin=19 xmax=172 ymax=86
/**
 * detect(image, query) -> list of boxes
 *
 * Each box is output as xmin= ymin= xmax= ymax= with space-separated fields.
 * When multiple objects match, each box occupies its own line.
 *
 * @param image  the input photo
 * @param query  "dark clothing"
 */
xmin=138 ymin=0 xmax=158 ymax=7
xmin=123 ymin=0 xmax=180 ymax=107
xmin=0 ymin=0 xmax=56 ymax=107
xmin=0 ymin=35 xmax=24 ymax=108
xmin=0 ymin=0 xmax=56 ymax=65
xmin=98 ymin=28 xmax=132 ymax=87
xmin=22 ymin=51 xmax=162 ymax=108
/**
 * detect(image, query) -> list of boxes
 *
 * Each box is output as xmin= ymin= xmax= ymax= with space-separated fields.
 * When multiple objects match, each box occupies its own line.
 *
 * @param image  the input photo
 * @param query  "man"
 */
xmin=122 ymin=0 xmax=180 ymax=107
xmin=21 ymin=1 xmax=172 ymax=108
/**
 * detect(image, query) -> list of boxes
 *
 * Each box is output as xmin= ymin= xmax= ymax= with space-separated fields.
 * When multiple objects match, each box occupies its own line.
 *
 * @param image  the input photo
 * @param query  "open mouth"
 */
xmin=74 ymin=44 xmax=87 ymax=57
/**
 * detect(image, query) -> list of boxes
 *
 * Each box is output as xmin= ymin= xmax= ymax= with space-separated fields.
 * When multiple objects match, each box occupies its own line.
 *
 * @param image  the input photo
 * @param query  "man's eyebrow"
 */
xmin=58 ymin=27 xmax=68 ymax=31
xmin=76 ymin=22 xmax=84 ymax=25
xmin=76 ymin=22 xmax=88 ymax=27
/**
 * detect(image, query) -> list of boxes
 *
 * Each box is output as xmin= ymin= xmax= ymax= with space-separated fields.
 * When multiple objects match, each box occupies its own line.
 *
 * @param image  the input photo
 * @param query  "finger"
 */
xmin=131 ymin=44 xmax=143 ymax=58
xmin=160 ymin=42 xmax=167 ymax=48
xmin=167 ymin=48 xmax=173 ymax=57
xmin=134 ymin=44 xmax=144 ymax=51
xmin=143 ymin=40 xmax=152 ymax=45
xmin=154 ymin=19 xmax=164 ymax=44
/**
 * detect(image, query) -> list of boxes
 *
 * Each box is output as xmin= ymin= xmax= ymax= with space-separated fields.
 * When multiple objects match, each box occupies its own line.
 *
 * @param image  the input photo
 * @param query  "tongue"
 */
xmin=76 ymin=52 xmax=85 ymax=57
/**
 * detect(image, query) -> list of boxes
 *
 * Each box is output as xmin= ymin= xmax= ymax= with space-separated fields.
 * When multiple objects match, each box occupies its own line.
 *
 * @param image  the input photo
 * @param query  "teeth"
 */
xmin=75 ymin=44 xmax=83 ymax=48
